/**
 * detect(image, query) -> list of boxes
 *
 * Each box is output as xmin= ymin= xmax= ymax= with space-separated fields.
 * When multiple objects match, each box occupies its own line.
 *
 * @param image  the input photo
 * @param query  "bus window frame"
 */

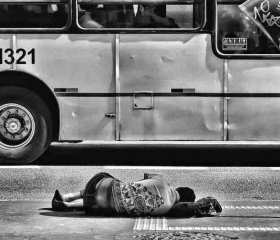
xmin=213 ymin=0 xmax=280 ymax=59
xmin=0 ymin=0 xmax=72 ymax=32
xmin=76 ymin=0 xmax=207 ymax=33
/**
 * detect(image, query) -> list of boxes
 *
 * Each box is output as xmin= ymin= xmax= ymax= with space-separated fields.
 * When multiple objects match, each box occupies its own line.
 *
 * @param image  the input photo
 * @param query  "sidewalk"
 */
xmin=0 ymin=200 xmax=279 ymax=239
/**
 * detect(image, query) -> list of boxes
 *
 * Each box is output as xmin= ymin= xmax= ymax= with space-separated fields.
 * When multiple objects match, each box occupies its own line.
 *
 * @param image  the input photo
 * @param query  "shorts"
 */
xmin=83 ymin=172 xmax=116 ymax=211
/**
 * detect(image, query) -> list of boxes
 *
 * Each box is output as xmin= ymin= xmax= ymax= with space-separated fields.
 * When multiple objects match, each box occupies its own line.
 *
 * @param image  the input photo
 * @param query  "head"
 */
xmin=176 ymin=187 xmax=196 ymax=202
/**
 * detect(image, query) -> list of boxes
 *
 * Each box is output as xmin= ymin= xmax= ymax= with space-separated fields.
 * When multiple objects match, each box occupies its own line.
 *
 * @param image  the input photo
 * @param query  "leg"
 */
xmin=52 ymin=198 xmax=84 ymax=211
xmin=64 ymin=199 xmax=84 ymax=208
xmin=53 ymin=189 xmax=83 ymax=202
xmin=52 ymin=190 xmax=84 ymax=211
xmin=52 ymin=195 xmax=84 ymax=211
xmin=63 ymin=191 xmax=83 ymax=202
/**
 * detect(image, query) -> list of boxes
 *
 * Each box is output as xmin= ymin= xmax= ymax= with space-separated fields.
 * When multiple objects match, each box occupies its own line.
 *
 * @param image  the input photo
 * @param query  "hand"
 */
xmin=194 ymin=197 xmax=222 ymax=217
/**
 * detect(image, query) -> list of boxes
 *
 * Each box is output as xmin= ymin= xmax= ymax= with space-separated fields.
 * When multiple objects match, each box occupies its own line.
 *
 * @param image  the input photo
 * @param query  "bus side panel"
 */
xmin=120 ymin=96 xmax=222 ymax=140
xmin=0 ymin=35 xmax=12 ymax=71
xmin=119 ymin=34 xmax=223 ymax=140
xmin=16 ymin=34 xmax=115 ymax=140
xmin=228 ymin=60 xmax=280 ymax=140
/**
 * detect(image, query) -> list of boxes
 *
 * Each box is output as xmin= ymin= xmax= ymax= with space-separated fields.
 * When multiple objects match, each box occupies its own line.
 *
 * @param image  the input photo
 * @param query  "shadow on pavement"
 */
xmin=39 ymin=209 xmax=133 ymax=219
xmin=40 ymin=210 xmax=88 ymax=218
xmin=33 ymin=145 xmax=280 ymax=166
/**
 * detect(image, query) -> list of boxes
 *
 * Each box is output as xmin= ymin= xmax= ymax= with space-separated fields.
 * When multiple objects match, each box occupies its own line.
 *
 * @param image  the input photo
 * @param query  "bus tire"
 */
xmin=0 ymin=86 xmax=52 ymax=164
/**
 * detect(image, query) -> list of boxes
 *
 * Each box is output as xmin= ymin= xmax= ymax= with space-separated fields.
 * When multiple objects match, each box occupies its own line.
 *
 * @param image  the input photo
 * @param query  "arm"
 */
xmin=168 ymin=197 xmax=223 ymax=218
xmin=167 ymin=202 xmax=196 ymax=217
xmin=150 ymin=13 xmax=171 ymax=27
xmin=144 ymin=173 xmax=165 ymax=179
xmin=79 ymin=13 xmax=103 ymax=28
xmin=150 ymin=14 xmax=179 ymax=28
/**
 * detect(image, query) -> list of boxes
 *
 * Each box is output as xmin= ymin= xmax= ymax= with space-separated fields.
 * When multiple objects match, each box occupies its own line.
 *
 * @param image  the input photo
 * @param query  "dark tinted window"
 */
xmin=0 ymin=2 xmax=69 ymax=28
xmin=77 ymin=0 xmax=205 ymax=29
xmin=216 ymin=0 xmax=280 ymax=55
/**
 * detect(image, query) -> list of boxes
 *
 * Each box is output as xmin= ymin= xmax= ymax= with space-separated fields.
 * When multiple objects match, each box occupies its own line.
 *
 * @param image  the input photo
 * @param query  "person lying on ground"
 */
xmin=52 ymin=172 xmax=222 ymax=217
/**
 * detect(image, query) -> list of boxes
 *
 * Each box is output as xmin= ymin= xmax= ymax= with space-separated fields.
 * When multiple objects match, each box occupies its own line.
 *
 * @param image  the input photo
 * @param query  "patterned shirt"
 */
xmin=111 ymin=173 xmax=179 ymax=216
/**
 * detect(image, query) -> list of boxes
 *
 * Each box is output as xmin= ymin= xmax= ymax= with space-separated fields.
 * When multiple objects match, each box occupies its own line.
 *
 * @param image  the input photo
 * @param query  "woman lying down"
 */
xmin=52 ymin=172 xmax=222 ymax=217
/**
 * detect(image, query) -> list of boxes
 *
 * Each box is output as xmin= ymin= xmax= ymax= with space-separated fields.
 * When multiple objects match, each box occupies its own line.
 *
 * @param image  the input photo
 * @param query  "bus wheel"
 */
xmin=0 ymin=86 xmax=52 ymax=164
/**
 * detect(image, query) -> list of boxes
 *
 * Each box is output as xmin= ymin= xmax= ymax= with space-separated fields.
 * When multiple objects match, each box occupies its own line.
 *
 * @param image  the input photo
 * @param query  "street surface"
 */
xmin=0 ymin=144 xmax=280 ymax=239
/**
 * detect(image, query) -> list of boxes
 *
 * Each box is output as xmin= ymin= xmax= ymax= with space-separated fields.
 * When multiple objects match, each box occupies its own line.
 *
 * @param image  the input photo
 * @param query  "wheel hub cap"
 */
xmin=5 ymin=118 xmax=21 ymax=134
xmin=0 ymin=104 xmax=35 ymax=149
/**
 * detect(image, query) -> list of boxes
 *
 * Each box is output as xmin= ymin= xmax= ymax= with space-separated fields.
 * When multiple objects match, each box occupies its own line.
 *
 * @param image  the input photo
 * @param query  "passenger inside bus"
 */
xmin=135 ymin=4 xmax=179 ymax=28
xmin=104 ymin=4 xmax=135 ymax=28
xmin=79 ymin=3 xmax=106 ymax=28
xmin=79 ymin=3 xmax=135 ymax=28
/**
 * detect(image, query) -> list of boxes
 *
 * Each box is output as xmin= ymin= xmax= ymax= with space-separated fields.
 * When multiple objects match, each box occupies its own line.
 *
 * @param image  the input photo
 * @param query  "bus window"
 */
xmin=216 ymin=0 xmax=280 ymax=55
xmin=77 ymin=0 xmax=205 ymax=30
xmin=79 ymin=3 xmax=107 ymax=28
xmin=0 ymin=1 xmax=69 ymax=29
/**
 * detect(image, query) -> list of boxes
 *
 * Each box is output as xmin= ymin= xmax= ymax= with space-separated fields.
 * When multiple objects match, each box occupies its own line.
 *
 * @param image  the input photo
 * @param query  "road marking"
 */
xmin=104 ymin=166 xmax=209 ymax=170
xmin=134 ymin=218 xmax=168 ymax=231
xmin=223 ymin=205 xmax=279 ymax=210
xmin=269 ymin=167 xmax=280 ymax=170
xmin=0 ymin=166 xmax=40 ymax=169
xmin=143 ymin=218 xmax=149 ymax=231
xmin=0 ymin=199 xmax=52 ymax=202
xmin=133 ymin=218 xmax=280 ymax=232
xmin=104 ymin=166 xmax=280 ymax=171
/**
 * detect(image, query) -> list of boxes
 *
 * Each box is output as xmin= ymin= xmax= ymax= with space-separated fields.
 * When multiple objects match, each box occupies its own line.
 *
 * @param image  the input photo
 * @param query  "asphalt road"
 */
xmin=0 ymin=166 xmax=280 ymax=201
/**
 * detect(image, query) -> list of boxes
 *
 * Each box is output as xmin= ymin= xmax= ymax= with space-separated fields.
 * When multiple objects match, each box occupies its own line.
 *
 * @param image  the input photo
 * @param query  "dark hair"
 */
xmin=176 ymin=187 xmax=196 ymax=202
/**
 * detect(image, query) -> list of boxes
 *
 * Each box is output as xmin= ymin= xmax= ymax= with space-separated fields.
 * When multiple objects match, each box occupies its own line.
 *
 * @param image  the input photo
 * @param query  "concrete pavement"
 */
xmin=0 ymin=200 xmax=133 ymax=240
xmin=1 ymin=200 xmax=280 ymax=239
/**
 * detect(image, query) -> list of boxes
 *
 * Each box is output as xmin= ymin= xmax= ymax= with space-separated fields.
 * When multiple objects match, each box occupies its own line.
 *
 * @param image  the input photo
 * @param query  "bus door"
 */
xmin=119 ymin=0 xmax=224 ymax=140
xmin=216 ymin=0 xmax=280 ymax=140
xmin=7 ymin=0 xmax=116 ymax=141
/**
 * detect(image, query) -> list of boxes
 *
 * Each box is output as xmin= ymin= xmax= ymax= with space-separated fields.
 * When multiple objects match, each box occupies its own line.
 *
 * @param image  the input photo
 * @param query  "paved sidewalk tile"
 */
xmin=1 ymin=200 xmax=280 ymax=239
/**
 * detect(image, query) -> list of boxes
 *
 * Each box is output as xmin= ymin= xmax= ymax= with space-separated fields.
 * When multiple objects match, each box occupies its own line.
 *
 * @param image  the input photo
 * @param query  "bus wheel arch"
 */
xmin=0 ymin=71 xmax=60 ymax=164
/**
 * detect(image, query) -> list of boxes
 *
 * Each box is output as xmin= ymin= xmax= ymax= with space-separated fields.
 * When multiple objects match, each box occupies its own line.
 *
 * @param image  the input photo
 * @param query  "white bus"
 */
xmin=0 ymin=0 xmax=279 ymax=164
